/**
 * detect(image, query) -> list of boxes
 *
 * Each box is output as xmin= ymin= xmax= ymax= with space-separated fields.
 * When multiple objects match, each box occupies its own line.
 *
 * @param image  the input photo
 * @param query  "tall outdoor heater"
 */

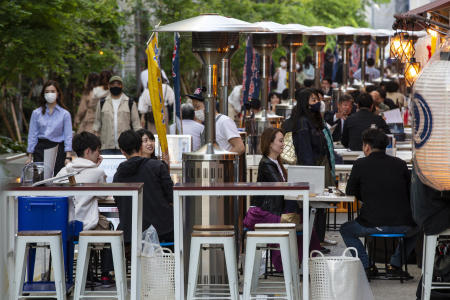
xmin=354 ymin=28 xmax=373 ymax=87
xmin=219 ymin=35 xmax=240 ymax=115
xmin=244 ymin=22 xmax=281 ymax=154
xmin=374 ymin=29 xmax=392 ymax=79
xmin=308 ymin=26 xmax=330 ymax=89
xmin=275 ymin=23 xmax=308 ymax=118
xmin=155 ymin=14 xmax=265 ymax=284
xmin=331 ymin=26 xmax=356 ymax=111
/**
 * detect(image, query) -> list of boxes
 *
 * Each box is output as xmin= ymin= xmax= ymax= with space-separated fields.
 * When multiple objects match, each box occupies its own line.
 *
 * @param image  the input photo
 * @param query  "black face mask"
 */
xmin=309 ymin=101 xmax=321 ymax=112
xmin=110 ymin=86 xmax=122 ymax=96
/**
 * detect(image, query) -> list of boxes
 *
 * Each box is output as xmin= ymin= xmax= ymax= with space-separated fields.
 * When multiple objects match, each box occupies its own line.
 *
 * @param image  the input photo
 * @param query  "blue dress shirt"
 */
xmin=27 ymin=104 xmax=73 ymax=153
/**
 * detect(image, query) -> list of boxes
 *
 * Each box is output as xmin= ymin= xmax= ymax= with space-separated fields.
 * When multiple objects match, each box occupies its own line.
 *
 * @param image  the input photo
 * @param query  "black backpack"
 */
xmin=100 ymin=97 xmax=136 ymax=129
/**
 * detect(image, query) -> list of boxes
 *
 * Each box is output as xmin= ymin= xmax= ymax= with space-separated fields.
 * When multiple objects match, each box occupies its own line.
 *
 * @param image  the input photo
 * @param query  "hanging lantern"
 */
xmin=398 ymin=32 xmax=416 ymax=63
xmin=412 ymin=35 xmax=450 ymax=191
xmin=405 ymin=59 xmax=420 ymax=87
xmin=390 ymin=32 xmax=402 ymax=58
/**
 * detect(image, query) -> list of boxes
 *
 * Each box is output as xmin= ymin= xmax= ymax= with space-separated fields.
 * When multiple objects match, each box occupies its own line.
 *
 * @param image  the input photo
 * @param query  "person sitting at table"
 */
xmin=324 ymin=94 xmax=354 ymax=142
xmin=370 ymin=88 xmax=397 ymax=114
xmin=169 ymin=103 xmax=204 ymax=151
xmin=340 ymin=128 xmax=416 ymax=278
xmin=113 ymin=130 xmax=174 ymax=254
xmin=341 ymin=92 xmax=390 ymax=151
xmin=56 ymin=131 xmax=114 ymax=285
xmin=243 ymin=127 xmax=321 ymax=272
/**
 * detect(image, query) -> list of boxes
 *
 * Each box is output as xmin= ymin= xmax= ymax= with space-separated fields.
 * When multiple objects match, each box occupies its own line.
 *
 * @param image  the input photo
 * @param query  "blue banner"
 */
xmin=172 ymin=32 xmax=182 ymax=133
xmin=241 ymin=35 xmax=260 ymax=106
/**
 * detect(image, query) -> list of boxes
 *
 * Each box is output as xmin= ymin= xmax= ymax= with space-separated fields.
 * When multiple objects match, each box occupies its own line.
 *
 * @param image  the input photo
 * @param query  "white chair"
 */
xmin=421 ymin=228 xmax=450 ymax=300
xmin=14 ymin=230 xmax=66 ymax=300
xmin=243 ymin=231 xmax=295 ymax=300
xmin=73 ymin=230 xmax=127 ymax=300
xmin=187 ymin=228 xmax=239 ymax=300
xmin=254 ymin=223 xmax=301 ymax=300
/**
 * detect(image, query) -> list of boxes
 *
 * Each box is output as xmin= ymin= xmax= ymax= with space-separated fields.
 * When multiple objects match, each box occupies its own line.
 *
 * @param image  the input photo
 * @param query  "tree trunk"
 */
xmin=0 ymin=101 xmax=16 ymax=141
xmin=10 ymin=101 xmax=22 ymax=142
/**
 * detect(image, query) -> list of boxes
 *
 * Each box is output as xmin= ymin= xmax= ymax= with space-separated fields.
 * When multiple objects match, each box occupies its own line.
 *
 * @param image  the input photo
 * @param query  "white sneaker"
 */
xmin=323 ymin=238 xmax=338 ymax=245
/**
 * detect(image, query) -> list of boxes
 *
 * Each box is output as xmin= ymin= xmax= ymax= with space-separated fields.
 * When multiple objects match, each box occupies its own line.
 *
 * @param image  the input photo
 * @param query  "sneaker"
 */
xmin=320 ymin=246 xmax=331 ymax=254
xmin=322 ymin=238 xmax=338 ymax=246
xmin=101 ymin=275 xmax=115 ymax=287
xmin=365 ymin=265 xmax=378 ymax=278
xmin=386 ymin=264 xmax=413 ymax=279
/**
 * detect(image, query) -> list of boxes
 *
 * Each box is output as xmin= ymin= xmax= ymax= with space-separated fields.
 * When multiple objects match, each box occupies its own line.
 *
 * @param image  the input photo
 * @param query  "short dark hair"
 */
xmin=385 ymin=81 xmax=400 ymax=93
xmin=362 ymin=128 xmax=389 ymax=150
xmin=136 ymin=128 xmax=155 ymax=141
xmin=250 ymin=98 xmax=261 ymax=110
xmin=365 ymin=85 xmax=377 ymax=93
xmin=279 ymin=56 xmax=287 ymax=62
xmin=281 ymin=88 xmax=289 ymax=100
xmin=367 ymin=57 xmax=375 ymax=67
xmin=303 ymin=79 xmax=314 ymax=88
xmin=339 ymin=94 xmax=354 ymax=104
xmin=323 ymin=77 xmax=332 ymax=84
xmin=357 ymin=92 xmax=373 ymax=108
xmin=72 ymin=132 xmax=101 ymax=157
xmin=376 ymin=88 xmax=386 ymax=99
xmin=118 ymin=130 xmax=142 ymax=156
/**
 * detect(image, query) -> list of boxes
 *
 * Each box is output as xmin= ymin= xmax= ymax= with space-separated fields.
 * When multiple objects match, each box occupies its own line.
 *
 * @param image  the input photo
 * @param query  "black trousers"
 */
xmin=33 ymin=139 xmax=66 ymax=176
xmin=314 ymin=208 xmax=327 ymax=242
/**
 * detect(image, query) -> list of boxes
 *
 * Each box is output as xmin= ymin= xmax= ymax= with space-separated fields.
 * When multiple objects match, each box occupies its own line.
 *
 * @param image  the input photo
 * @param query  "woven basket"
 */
xmin=141 ymin=246 xmax=175 ymax=300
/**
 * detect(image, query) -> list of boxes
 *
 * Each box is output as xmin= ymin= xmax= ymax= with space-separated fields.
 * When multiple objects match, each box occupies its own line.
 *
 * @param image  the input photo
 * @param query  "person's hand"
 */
xmin=64 ymin=158 xmax=71 ymax=165
xmin=96 ymin=155 xmax=103 ymax=167
xmin=25 ymin=154 xmax=32 ymax=165
xmin=335 ymin=112 xmax=345 ymax=120
xmin=162 ymin=152 xmax=170 ymax=168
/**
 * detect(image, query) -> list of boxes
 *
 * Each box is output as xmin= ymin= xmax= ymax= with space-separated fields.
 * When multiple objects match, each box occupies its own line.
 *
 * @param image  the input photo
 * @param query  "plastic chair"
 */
xmin=366 ymin=233 xmax=408 ymax=283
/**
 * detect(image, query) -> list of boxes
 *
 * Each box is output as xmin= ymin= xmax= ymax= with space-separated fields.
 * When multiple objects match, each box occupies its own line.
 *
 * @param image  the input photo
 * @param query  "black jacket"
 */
xmin=113 ymin=156 xmax=173 ymax=243
xmin=341 ymin=108 xmax=390 ymax=151
xmin=346 ymin=151 xmax=415 ymax=227
xmin=324 ymin=111 xmax=345 ymax=142
xmin=250 ymin=156 xmax=288 ymax=215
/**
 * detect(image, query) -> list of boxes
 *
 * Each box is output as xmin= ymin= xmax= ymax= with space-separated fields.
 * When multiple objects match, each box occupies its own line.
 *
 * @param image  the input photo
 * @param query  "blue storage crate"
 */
xmin=18 ymin=196 xmax=77 ymax=290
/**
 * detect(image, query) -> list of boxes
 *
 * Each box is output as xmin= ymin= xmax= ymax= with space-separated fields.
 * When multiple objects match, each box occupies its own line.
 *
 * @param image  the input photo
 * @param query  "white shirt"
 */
xmin=111 ymin=98 xmax=121 ymax=148
xmin=138 ymin=84 xmax=174 ymax=113
xmin=169 ymin=119 xmax=204 ymax=151
xmin=140 ymin=69 xmax=148 ymax=88
xmin=353 ymin=66 xmax=380 ymax=81
xmin=228 ymin=85 xmax=243 ymax=113
xmin=215 ymin=114 xmax=241 ymax=151
xmin=276 ymin=67 xmax=287 ymax=93
xmin=268 ymin=157 xmax=285 ymax=181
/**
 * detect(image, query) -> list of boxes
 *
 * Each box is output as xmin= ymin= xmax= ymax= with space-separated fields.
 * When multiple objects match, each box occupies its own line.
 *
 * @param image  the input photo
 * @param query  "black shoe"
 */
xmin=101 ymin=275 xmax=115 ymax=287
xmin=320 ymin=246 xmax=331 ymax=254
xmin=365 ymin=265 xmax=378 ymax=278
xmin=386 ymin=264 xmax=413 ymax=279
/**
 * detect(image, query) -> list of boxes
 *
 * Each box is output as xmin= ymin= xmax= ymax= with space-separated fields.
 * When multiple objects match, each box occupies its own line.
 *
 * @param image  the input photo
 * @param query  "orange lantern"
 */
xmin=405 ymin=59 xmax=420 ymax=87
xmin=390 ymin=32 xmax=402 ymax=59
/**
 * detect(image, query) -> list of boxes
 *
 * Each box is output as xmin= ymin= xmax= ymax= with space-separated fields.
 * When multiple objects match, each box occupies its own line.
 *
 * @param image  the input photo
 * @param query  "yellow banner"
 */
xmin=146 ymin=33 xmax=168 ymax=154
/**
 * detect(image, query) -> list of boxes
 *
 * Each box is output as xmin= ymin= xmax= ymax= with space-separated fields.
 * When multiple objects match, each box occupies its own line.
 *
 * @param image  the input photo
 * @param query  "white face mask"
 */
xmin=296 ymin=63 xmax=300 ymax=70
xmin=280 ymin=61 xmax=287 ymax=68
xmin=44 ymin=92 xmax=57 ymax=104
xmin=195 ymin=109 xmax=205 ymax=122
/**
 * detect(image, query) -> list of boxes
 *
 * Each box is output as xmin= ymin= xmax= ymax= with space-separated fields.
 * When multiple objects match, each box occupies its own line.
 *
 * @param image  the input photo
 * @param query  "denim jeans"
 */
xmin=340 ymin=220 xmax=417 ymax=268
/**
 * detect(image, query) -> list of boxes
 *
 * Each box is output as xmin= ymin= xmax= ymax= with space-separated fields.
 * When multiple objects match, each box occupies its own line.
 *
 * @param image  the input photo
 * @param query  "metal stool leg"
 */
xmin=422 ymin=234 xmax=438 ymax=300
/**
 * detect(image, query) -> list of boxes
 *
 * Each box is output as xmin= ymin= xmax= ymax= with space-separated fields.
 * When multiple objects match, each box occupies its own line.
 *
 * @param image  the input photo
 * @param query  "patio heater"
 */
xmin=355 ymin=28 xmax=373 ymax=87
xmin=375 ymin=29 xmax=391 ymax=79
xmin=331 ymin=26 xmax=356 ymax=111
xmin=219 ymin=35 xmax=240 ymax=115
xmin=275 ymin=24 xmax=306 ymax=118
xmin=307 ymin=26 xmax=329 ymax=89
xmin=244 ymin=22 xmax=280 ymax=154
xmin=155 ymin=14 xmax=264 ymax=285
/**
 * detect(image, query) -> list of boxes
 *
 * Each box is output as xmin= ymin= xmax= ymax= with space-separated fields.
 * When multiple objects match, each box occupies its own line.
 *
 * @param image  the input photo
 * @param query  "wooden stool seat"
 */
xmin=18 ymin=230 xmax=61 ymax=236
xmin=80 ymin=230 xmax=123 ymax=236
xmin=191 ymin=231 xmax=234 ymax=238
xmin=192 ymin=225 xmax=234 ymax=231
xmin=247 ymin=231 xmax=289 ymax=238
xmin=255 ymin=223 xmax=296 ymax=230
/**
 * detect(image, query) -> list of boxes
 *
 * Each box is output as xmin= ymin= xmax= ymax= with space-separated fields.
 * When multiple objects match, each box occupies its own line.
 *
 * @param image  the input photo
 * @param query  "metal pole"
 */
xmin=342 ymin=45 xmax=349 ymax=88
xmin=314 ymin=46 xmax=322 ymax=89
xmin=361 ymin=45 xmax=366 ymax=86
xmin=203 ymin=63 xmax=218 ymax=153
xmin=288 ymin=49 xmax=297 ymax=104
xmin=220 ymin=58 xmax=229 ymax=115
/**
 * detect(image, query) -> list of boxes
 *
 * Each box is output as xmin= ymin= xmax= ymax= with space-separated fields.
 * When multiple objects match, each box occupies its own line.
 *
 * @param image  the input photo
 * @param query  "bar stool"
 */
xmin=14 ymin=230 xmax=66 ymax=300
xmin=243 ymin=231 xmax=295 ymax=300
xmin=187 ymin=229 xmax=239 ymax=300
xmin=254 ymin=223 xmax=300 ymax=300
xmin=422 ymin=228 xmax=450 ymax=300
xmin=73 ymin=230 xmax=127 ymax=300
xmin=366 ymin=233 xmax=408 ymax=283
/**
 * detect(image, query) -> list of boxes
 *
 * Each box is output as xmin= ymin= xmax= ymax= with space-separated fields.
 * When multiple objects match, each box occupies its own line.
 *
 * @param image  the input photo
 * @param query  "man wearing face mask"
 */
xmin=93 ymin=75 xmax=141 ymax=154
xmin=273 ymin=56 xmax=288 ymax=94
xmin=188 ymin=87 xmax=245 ymax=155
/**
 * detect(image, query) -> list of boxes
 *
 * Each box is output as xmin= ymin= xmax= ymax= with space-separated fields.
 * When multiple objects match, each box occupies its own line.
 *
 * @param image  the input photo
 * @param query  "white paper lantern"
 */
xmin=412 ymin=36 xmax=450 ymax=191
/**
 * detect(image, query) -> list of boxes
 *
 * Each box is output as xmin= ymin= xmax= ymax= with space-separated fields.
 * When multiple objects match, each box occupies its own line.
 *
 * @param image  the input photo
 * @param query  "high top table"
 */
xmin=3 ymin=183 xmax=144 ymax=300
xmin=173 ymin=182 xmax=310 ymax=300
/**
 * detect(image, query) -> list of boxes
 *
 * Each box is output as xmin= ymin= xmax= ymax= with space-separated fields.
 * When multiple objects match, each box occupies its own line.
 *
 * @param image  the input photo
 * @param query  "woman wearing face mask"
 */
xmin=26 ymin=80 xmax=73 ymax=175
xmin=136 ymin=129 xmax=156 ymax=159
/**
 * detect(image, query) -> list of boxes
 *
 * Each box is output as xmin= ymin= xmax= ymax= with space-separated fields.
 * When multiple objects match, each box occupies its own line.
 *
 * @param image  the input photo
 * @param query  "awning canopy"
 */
xmin=393 ymin=0 xmax=450 ymax=32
